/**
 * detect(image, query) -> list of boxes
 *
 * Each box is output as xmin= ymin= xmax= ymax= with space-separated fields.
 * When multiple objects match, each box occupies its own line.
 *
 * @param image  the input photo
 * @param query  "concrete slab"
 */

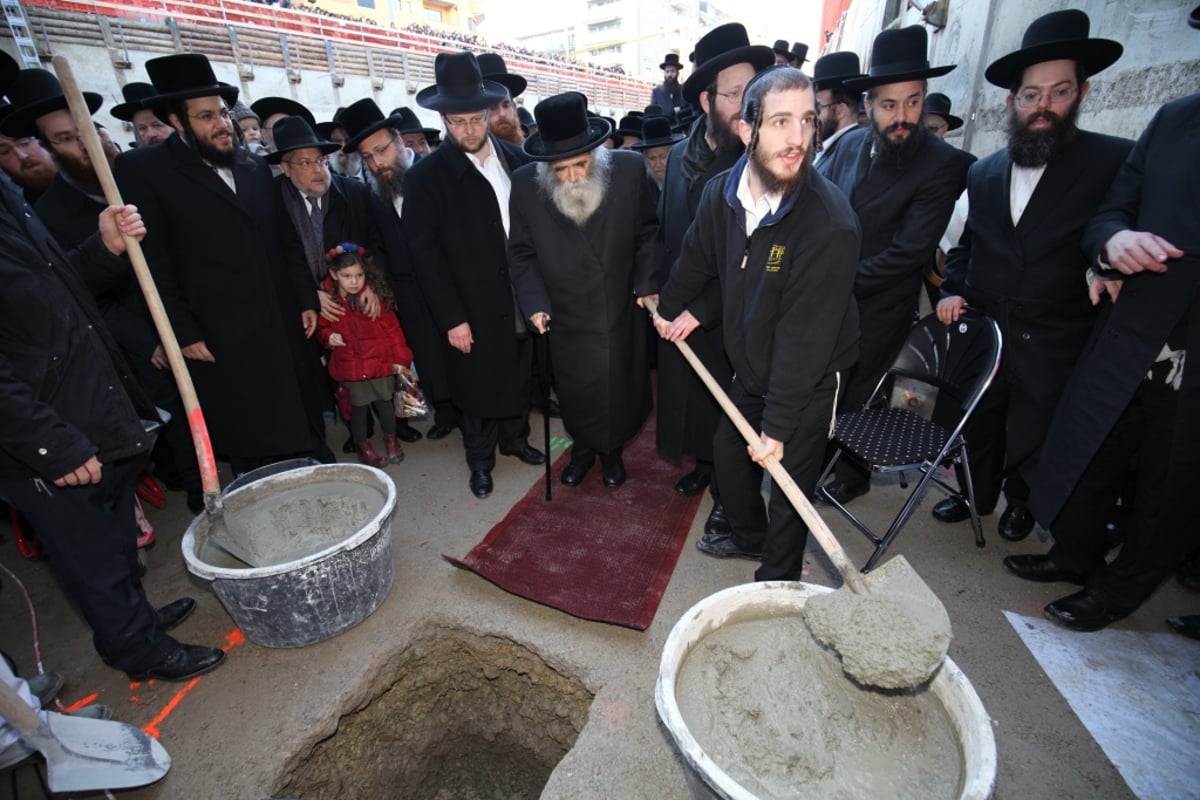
xmin=0 ymin=415 xmax=1189 ymax=798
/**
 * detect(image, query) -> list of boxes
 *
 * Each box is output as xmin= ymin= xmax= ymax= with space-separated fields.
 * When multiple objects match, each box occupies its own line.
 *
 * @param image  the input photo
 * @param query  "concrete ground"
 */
xmin=0 ymin=413 xmax=1192 ymax=799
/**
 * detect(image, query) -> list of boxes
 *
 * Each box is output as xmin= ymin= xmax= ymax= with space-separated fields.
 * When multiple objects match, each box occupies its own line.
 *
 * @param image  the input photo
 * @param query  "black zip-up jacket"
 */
xmin=658 ymin=155 xmax=860 ymax=441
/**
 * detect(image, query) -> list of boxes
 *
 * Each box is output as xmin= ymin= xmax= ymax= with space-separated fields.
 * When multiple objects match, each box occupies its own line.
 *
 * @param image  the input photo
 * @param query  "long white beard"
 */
xmin=331 ymin=152 xmax=363 ymax=178
xmin=536 ymin=146 xmax=611 ymax=225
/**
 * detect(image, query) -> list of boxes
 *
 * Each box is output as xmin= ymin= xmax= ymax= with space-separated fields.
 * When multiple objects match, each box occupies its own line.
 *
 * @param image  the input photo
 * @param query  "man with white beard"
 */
xmin=509 ymin=92 xmax=660 ymax=488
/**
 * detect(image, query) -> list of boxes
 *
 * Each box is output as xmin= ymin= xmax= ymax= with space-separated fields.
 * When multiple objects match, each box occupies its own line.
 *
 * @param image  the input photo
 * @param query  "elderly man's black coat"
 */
xmin=115 ymin=136 xmax=320 ymax=459
xmin=821 ymin=125 xmax=974 ymax=406
xmin=402 ymin=136 xmax=531 ymax=418
xmin=508 ymin=150 xmax=659 ymax=451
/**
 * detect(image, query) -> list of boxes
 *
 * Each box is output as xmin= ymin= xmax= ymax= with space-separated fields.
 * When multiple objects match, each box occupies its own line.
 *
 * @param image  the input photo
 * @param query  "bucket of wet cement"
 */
xmin=656 ymin=581 xmax=996 ymax=800
xmin=181 ymin=463 xmax=396 ymax=648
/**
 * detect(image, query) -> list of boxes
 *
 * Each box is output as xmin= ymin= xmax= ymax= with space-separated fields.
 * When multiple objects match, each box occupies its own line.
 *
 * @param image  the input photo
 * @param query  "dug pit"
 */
xmin=276 ymin=624 xmax=594 ymax=799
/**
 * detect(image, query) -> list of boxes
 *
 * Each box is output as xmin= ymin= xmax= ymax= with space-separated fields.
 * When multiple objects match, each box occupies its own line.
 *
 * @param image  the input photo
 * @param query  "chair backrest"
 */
xmin=875 ymin=312 xmax=1003 ymax=432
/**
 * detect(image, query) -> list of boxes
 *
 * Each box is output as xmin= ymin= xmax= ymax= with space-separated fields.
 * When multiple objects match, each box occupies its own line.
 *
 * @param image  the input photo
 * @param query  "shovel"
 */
xmin=53 ymin=56 xmax=260 ymax=568
xmin=0 ymin=680 xmax=170 ymax=792
xmin=644 ymin=298 xmax=951 ymax=689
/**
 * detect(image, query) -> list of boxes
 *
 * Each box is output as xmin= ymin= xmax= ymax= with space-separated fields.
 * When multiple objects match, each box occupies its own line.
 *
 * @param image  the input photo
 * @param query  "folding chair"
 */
xmin=817 ymin=311 xmax=1003 ymax=571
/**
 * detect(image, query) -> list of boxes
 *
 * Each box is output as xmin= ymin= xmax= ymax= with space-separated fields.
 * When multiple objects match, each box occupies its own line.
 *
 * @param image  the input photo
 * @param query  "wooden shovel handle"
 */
xmin=643 ymin=297 xmax=865 ymax=591
xmin=0 ymin=677 xmax=43 ymax=738
xmin=53 ymin=56 xmax=221 ymax=504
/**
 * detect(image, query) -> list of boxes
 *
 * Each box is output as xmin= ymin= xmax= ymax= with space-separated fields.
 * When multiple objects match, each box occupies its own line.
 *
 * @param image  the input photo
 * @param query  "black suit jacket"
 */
xmin=402 ymin=135 xmax=531 ymax=418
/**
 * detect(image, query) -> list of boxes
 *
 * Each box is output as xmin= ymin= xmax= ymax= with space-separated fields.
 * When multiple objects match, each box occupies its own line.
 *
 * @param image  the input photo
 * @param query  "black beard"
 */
xmin=872 ymin=120 xmax=925 ymax=169
xmin=1006 ymin=99 xmax=1080 ymax=167
xmin=748 ymin=140 xmax=812 ymax=197
xmin=664 ymin=75 xmax=679 ymax=87
xmin=707 ymin=111 xmax=743 ymax=155
xmin=366 ymin=157 xmax=407 ymax=204
xmin=183 ymin=119 xmax=237 ymax=168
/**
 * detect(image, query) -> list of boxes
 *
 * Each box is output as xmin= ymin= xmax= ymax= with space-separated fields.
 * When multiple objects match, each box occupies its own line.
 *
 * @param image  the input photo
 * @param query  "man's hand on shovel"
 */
xmin=97 ymin=204 xmax=145 ymax=255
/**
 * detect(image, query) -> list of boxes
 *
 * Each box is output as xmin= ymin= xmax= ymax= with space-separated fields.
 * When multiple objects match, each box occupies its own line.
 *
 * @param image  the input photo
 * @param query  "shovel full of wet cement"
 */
xmin=644 ymin=299 xmax=951 ymax=689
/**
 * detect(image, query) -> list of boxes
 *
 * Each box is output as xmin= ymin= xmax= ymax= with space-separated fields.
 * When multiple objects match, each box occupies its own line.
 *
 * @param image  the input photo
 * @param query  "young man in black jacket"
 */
xmin=655 ymin=67 xmax=860 ymax=581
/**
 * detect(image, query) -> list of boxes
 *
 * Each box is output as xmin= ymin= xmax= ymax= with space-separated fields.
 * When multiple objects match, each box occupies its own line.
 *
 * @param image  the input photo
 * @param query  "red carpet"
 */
xmin=444 ymin=418 xmax=703 ymax=630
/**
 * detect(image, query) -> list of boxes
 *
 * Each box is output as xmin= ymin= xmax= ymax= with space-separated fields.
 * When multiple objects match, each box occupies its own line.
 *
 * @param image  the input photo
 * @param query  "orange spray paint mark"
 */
xmin=61 ymin=693 xmax=99 ymax=713
xmin=140 ymin=628 xmax=246 ymax=740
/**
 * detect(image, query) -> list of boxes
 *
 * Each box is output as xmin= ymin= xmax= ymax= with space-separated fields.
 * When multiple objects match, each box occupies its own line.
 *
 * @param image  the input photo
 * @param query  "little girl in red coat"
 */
xmin=318 ymin=244 xmax=414 ymax=466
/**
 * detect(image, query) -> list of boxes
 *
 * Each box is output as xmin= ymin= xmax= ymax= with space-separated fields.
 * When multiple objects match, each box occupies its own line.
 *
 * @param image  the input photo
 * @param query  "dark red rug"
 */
xmin=444 ymin=418 xmax=703 ymax=630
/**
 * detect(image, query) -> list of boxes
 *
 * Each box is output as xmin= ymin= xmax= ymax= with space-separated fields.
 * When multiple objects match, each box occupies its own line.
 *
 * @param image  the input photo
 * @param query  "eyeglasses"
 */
xmin=712 ymin=86 xmax=745 ymax=105
xmin=286 ymin=156 xmax=329 ymax=170
xmin=1013 ymin=85 xmax=1077 ymax=109
xmin=189 ymin=108 xmax=232 ymax=125
xmin=444 ymin=114 xmax=487 ymax=130
xmin=361 ymin=135 xmax=397 ymax=165
xmin=0 ymin=137 xmax=37 ymax=156
xmin=815 ymin=99 xmax=846 ymax=114
xmin=46 ymin=132 xmax=82 ymax=147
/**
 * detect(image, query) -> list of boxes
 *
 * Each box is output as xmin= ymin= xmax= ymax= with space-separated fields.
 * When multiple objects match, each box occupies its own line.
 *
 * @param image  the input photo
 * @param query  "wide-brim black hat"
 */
xmin=0 ymin=68 xmax=104 ymax=138
xmin=660 ymin=52 xmax=685 ymax=71
xmin=251 ymin=96 xmax=316 ymax=129
xmin=476 ymin=52 xmax=527 ymax=98
xmin=416 ymin=52 xmax=508 ymax=114
xmin=683 ymin=23 xmax=775 ymax=104
xmin=772 ymin=39 xmax=790 ymax=56
xmin=812 ymin=51 xmax=866 ymax=91
xmin=145 ymin=54 xmax=239 ymax=120
xmin=314 ymin=120 xmax=340 ymax=139
xmin=1191 ymin=5 xmax=1200 ymax=29
xmin=984 ymin=10 xmax=1123 ymax=89
xmin=614 ymin=113 xmax=643 ymax=138
xmin=525 ymin=93 xmax=611 ymax=161
xmin=339 ymin=98 xmax=403 ymax=153
xmin=924 ymin=93 xmax=963 ymax=130
xmin=389 ymin=106 xmax=441 ymax=139
xmin=790 ymin=42 xmax=809 ymax=65
xmin=265 ymin=116 xmax=342 ymax=164
xmin=631 ymin=115 xmax=684 ymax=150
xmin=110 ymin=81 xmax=160 ymax=121
xmin=844 ymin=26 xmax=956 ymax=90
xmin=0 ymin=52 xmax=17 ymax=96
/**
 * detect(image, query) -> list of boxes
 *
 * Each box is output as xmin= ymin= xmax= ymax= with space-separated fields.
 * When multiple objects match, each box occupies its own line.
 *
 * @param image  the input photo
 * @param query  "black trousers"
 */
xmin=0 ymin=456 xmax=174 ymax=673
xmin=461 ymin=335 xmax=533 ymax=472
xmin=714 ymin=373 xmax=839 ymax=581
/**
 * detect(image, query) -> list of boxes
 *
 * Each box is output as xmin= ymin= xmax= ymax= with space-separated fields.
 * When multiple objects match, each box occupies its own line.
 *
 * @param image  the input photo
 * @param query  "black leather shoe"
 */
xmin=186 ymin=491 xmax=205 ymax=515
xmin=601 ymin=453 xmax=626 ymax=489
xmin=998 ymin=503 xmax=1035 ymax=541
xmin=817 ymin=478 xmax=869 ymax=506
xmin=127 ymin=643 xmax=225 ymax=682
xmin=537 ymin=398 xmax=562 ymax=418
xmin=696 ymin=532 xmax=761 ymax=560
xmin=426 ymin=423 xmax=456 ymax=441
xmin=156 ymin=598 xmax=196 ymax=632
xmin=931 ymin=496 xmax=971 ymax=523
xmin=469 ymin=469 xmax=493 ymax=498
xmin=704 ymin=503 xmax=732 ymax=537
xmin=674 ymin=468 xmax=712 ymax=497
xmin=1044 ymin=588 xmax=1134 ymax=632
xmin=395 ymin=423 xmax=422 ymax=443
xmin=341 ymin=435 xmax=356 ymax=454
xmin=501 ymin=443 xmax=546 ymax=466
xmin=1166 ymin=614 xmax=1200 ymax=641
xmin=1003 ymin=554 xmax=1089 ymax=585
xmin=560 ymin=459 xmax=592 ymax=487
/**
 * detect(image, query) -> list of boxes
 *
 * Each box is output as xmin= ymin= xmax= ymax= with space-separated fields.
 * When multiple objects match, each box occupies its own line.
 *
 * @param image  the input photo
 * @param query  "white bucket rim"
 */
xmin=655 ymin=580 xmax=997 ymax=800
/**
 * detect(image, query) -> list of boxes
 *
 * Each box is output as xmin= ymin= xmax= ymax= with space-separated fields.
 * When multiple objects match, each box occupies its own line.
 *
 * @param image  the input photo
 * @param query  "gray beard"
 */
xmin=365 ymin=158 xmax=409 ymax=205
xmin=535 ymin=146 xmax=611 ymax=225
xmin=331 ymin=152 xmax=362 ymax=178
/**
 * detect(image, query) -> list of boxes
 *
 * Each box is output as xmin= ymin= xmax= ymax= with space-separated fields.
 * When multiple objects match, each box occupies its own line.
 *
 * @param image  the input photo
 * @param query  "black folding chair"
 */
xmin=817 ymin=311 xmax=1003 ymax=571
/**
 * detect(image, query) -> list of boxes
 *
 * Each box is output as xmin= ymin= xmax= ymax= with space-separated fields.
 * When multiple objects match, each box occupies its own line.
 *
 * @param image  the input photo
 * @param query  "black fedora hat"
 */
xmin=265 ymin=116 xmax=342 ymax=164
xmin=0 ymin=68 xmax=103 ymax=138
xmin=1191 ymin=5 xmax=1200 ymax=29
xmin=111 ymin=82 xmax=160 ymax=121
xmin=984 ymin=10 xmax=1123 ymax=89
xmin=314 ymin=107 xmax=346 ymax=139
xmin=0 ymin=51 xmax=17 ymax=96
xmin=476 ymin=52 xmax=527 ymax=98
xmin=812 ymin=51 xmax=866 ymax=91
xmin=660 ymin=52 xmax=684 ymax=71
xmin=683 ymin=23 xmax=775 ymax=104
xmin=416 ymin=52 xmax=508 ymax=114
xmin=389 ymin=106 xmax=441 ymax=139
xmin=251 ymin=96 xmax=316 ymax=129
xmin=631 ymin=115 xmax=684 ymax=150
xmin=144 ymin=54 xmax=239 ymax=119
xmin=844 ymin=26 xmax=956 ymax=90
xmin=525 ymin=92 xmax=611 ymax=162
xmin=614 ymin=113 xmax=643 ymax=138
xmin=790 ymin=42 xmax=809 ymax=66
xmin=339 ymin=98 xmax=402 ymax=153
xmin=924 ymin=93 xmax=963 ymax=130
xmin=772 ymin=39 xmax=790 ymax=56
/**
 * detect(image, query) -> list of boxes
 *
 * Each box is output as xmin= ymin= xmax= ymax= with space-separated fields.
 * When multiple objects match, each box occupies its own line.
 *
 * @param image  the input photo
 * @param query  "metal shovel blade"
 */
xmin=31 ymin=712 xmax=171 ymax=792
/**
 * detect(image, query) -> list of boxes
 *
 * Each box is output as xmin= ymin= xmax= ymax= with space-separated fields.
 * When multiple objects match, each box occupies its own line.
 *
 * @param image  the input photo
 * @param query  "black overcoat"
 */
xmin=508 ymin=150 xmax=659 ymax=451
xmin=402 ymin=136 xmax=531 ymax=418
xmin=114 ymin=136 xmax=319 ymax=459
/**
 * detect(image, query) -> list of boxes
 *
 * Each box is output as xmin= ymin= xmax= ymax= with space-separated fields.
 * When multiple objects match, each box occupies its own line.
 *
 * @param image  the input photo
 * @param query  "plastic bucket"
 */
xmin=181 ymin=463 xmax=396 ymax=648
xmin=656 ymin=581 xmax=996 ymax=800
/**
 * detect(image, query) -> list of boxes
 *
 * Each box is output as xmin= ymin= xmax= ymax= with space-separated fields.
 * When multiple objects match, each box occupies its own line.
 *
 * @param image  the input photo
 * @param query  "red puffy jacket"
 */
xmin=317 ymin=295 xmax=414 ymax=383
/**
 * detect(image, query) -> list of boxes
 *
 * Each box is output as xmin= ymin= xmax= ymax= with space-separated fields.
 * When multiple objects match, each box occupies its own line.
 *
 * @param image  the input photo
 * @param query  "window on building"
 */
xmin=593 ymin=44 xmax=622 ymax=55
xmin=881 ymin=0 xmax=904 ymax=29
xmin=425 ymin=7 xmax=443 ymax=22
xmin=357 ymin=0 xmax=375 ymax=8
xmin=588 ymin=19 xmax=621 ymax=34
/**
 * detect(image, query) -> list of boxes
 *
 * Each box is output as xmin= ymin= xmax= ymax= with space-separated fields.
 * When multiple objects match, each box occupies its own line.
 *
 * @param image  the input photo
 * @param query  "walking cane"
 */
xmin=537 ymin=326 xmax=552 ymax=501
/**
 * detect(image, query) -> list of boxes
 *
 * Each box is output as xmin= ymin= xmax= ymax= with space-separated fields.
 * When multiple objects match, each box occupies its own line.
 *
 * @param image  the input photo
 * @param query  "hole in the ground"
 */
xmin=276 ymin=624 xmax=594 ymax=799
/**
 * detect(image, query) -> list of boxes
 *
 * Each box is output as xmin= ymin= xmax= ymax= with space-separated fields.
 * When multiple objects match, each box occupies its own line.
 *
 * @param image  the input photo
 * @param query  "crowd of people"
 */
xmin=0 ymin=10 xmax=1196 ymax=761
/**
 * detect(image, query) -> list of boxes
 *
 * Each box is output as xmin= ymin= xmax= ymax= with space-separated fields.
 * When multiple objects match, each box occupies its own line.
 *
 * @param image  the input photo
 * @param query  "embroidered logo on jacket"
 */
xmin=765 ymin=244 xmax=786 ymax=273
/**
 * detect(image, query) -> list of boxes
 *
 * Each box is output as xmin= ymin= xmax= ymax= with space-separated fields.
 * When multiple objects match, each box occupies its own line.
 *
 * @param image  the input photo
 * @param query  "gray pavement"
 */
xmin=0 ymin=414 xmax=1190 ymax=799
